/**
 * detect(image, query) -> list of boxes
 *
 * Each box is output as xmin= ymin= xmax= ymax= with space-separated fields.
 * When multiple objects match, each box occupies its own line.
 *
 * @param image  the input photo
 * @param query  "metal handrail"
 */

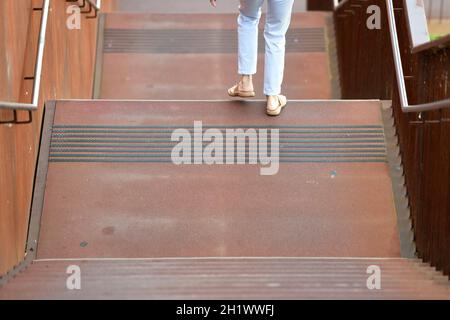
xmin=0 ymin=0 xmax=50 ymax=111
xmin=88 ymin=0 xmax=101 ymax=18
xmin=67 ymin=0 xmax=101 ymax=18
xmin=385 ymin=0 xmax=450 ymax=112
xmin=84 ymin=0 xmax=101 ymax=14
xmin=87 ymin=0 xmax=101 ymax=10
xmin=67 ymin=0 xmax=101 ymax=11
xmin=334 ymin=0 xmax=450 ymax=112
xmin=334 ymin=0 xmax=348 ymax=10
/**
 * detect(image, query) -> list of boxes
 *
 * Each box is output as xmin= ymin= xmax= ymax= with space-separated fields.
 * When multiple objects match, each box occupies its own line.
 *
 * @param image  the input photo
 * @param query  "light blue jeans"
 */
xmin=238 ymin=0 xmax=295 ymax=96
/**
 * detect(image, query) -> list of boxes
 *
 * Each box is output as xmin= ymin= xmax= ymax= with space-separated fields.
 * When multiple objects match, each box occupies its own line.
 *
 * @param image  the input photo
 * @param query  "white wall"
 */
xmin=423 ymin=0 xmax=450 ymax=20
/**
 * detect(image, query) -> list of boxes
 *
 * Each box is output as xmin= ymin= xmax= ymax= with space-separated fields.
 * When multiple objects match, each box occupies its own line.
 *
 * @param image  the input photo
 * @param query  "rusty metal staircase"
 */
xmin=1 ymin=5 xmax=450 ymax=300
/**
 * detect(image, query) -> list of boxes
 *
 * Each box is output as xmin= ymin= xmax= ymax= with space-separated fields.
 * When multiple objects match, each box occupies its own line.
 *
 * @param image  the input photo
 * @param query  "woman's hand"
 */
xmin=210 ymin=0 xmax=217 ymax=7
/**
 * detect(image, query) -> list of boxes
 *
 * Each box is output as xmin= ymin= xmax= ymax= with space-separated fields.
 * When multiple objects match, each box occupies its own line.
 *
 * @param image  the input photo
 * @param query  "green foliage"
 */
xmin=430 ymin=34 xmax=442 ymax=41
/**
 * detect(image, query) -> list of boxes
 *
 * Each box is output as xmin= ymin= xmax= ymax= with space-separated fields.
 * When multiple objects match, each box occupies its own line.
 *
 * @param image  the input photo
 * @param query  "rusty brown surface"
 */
xmin=36 ymin=163 xmax=399 ymax=259
xmin=30 ymin=100 xmax=401 ymax=259
xmin=52 ymin=100 xmax=383 ymax=126
xmin=98 ymin=13 xmax=336 ymax=100
xmin=1 ymin=258 xmax=450 ymax=299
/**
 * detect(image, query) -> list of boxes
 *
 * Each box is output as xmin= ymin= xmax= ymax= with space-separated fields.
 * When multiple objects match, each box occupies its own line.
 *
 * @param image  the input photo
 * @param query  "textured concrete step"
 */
xmin=96 ymin=12 xmax=339 ymax=100
xmin=29 ymin=100 xmax=400 ymax=260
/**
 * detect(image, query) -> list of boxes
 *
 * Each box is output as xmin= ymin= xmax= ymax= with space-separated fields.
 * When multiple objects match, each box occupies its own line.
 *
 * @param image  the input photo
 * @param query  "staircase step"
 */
xmin=96 ymin=12 xmax=338 ymax=100
xmin=27 ymin=100 xmax=401 ymax=260
xmin=1 ymin=258 xmax=449 ymax=299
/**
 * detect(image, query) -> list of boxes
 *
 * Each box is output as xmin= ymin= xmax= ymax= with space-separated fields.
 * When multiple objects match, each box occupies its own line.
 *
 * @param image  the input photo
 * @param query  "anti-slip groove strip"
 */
xmin=49 ymin=153 xmax=386 ymax=158
xmin=48 ymin=159 xmax=388 ymax=163
xmin=103 ymin=29 xmax=324 ymax=33
xmin=52 ymin=124 xmax=384 ymax=129
xmin=49 ymin=144 xmax=386 ymax=149
xmin=103 ymin=31 xmax=324 ymax=37
xmin=50 ymin=139 xmax=386 ymax=143
xmin=104 ymin=28 xmax=325 ymax=53
xmin=51 ymin=129 xmax=384 ymax=134
xmin=48 ymin=123 xmax=387 ymax=163
xmin=51 ymin=134 xmax=384 ymax=139
xmin=49 ymin=149 xmax=387 ymax=154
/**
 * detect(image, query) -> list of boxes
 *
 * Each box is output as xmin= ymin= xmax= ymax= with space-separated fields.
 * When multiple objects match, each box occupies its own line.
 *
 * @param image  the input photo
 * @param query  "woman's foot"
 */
xmin=228 ymin=75 xmax=256 ymax=98
xmin=266 ymin=95 xmax=287 ymax=116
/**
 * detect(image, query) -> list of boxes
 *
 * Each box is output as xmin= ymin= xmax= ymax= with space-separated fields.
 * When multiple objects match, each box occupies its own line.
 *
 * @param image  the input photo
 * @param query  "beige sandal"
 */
xmin=266 ymin=95 xmax=287 ymax=116
xmin=228 ymin=83 xmax=256 ymax=98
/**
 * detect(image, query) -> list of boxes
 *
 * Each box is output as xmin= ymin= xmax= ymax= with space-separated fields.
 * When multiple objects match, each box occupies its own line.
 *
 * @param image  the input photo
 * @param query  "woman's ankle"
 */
xmin=239 ymin=75 xmax=253 ymax=90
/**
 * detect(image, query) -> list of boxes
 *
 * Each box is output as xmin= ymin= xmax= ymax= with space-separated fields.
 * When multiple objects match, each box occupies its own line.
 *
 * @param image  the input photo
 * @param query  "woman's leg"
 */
xmin=264 ymin=0 xmax=294 ymax=97
xmin=229 ymin=0 xmax=264 ymax=95
xmin=238 ymin=0 xmax=264 ymax=77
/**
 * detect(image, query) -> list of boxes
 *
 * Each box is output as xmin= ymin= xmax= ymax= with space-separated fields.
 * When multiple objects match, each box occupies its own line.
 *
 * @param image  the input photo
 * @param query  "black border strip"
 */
xmin=381 ymin=101 xmax=416 ymax=258
xmin=326 ymin=15 xmax=342 ymax=99
xmin=92 ymin=13 xmax=105 ymax=99
xmin=26 ymin=101 xmax=56 ymax=258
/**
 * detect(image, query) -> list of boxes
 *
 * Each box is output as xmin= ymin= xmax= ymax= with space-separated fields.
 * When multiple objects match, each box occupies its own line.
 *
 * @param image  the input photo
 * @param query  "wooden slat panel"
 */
xmin=334 ymin=0 xmax=394 ymax=99
xmin=0 ymin=0 xmax=108 ymax=275
xmin=0 ymin=0 xmax=32 ymax=123
xmin=0 ymin=0 xmax=32 ymax=102
xmin=389 ymin=0 xmax=450 ymax=276
xmin=307 ymin=0 xmax=333 ymax=11
xmin=0 ymin=0 xmax=33 ymax=276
